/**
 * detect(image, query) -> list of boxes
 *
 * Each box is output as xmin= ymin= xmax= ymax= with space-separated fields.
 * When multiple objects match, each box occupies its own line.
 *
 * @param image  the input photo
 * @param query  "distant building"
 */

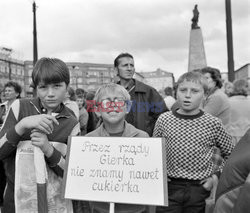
xmin=24 ymin=61 xmax=115 ymax=94
xmin=0 ymin=52 xmax=25 ymax=96
xmin=221 ymin=72 xmax=228 ymax=83
xmin=139 ymin=68 xmax=174 ymax=91
xmin=133 ymin=72 xmax=145 ymax=82
xmin=221 ymin=63 xmax=250 ymax=84
xmin=1 ymin=49 xmax=174 ymax=97
xmin=235 ymin=63 xmax=250 ymax=83
xmin=67 ymin=62 xmax=115 ymax=92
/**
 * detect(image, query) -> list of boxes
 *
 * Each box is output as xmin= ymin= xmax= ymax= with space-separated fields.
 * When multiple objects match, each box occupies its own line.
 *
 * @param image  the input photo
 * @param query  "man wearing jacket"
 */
xmin=114 ymin=53 xmax=167 ymax=136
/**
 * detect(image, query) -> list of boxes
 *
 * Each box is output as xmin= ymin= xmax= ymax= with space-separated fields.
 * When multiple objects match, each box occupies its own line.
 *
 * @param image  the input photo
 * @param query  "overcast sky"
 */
xmin=1 ymin=0 xmax=249 ymax=79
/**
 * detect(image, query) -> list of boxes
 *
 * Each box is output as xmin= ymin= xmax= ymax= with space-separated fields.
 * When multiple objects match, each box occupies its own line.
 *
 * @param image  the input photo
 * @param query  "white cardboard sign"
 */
xmin=63 ymin=136 xmax=168 ymax=206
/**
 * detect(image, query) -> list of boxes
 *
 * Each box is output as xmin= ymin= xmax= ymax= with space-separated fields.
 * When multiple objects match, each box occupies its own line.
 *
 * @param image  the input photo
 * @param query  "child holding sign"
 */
xmin=83 ymin=83 xmax=149 ymax=213
xmin=0 ymin=58 xmax=80 ymax=213
xmin=153 ymin=71 xmax=234 ymax=213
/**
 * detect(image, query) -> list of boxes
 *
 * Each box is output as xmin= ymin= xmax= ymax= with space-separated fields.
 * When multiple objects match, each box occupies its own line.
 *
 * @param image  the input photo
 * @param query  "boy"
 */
xmin=0 ymin=57 xmax=80 ymax=213
xmin=85 ymin=83 xmax=149 ymax=213
xmin=153 ymin=72 xmax=234 ymax=213
xmin=76 ymin=93 xmax=89 ymax=135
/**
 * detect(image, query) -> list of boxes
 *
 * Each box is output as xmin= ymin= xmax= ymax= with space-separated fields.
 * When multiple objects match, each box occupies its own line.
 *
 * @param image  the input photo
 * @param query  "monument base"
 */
xmin=188 ymin=28 xmax=207 ymax=72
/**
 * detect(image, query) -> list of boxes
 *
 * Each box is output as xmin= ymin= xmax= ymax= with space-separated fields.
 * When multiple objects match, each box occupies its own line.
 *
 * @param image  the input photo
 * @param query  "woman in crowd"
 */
xmin=226 ymin=79 xmax=250 ymax=145
xmin=201 ymin=67 xmax=230 ymax=126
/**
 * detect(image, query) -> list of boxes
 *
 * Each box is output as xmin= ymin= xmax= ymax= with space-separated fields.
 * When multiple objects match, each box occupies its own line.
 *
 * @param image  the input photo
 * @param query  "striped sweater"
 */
xmin=0 ymin=98 xmax=80 ymax=213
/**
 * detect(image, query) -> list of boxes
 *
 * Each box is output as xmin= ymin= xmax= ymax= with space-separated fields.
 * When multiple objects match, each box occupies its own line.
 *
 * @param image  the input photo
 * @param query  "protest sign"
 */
xmin=63 ymin=137 xmax=168 ymax=206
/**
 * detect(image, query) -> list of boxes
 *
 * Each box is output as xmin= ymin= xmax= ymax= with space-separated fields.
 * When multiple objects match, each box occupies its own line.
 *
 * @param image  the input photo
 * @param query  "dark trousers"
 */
xmin=156 ymin=178 xmax=210 ymax=213
xmin=0 ymin=160 xmax=6 ymax=206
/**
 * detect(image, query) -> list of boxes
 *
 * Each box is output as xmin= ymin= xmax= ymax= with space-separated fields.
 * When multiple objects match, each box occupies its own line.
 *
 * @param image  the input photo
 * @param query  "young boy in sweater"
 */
xmin=0 ymin=57 xmax=80 ymax=213
xmin=153 ymin=71 xmax=234 ymax=213
xmin=85 ymin=83 xmax=149 ymax=213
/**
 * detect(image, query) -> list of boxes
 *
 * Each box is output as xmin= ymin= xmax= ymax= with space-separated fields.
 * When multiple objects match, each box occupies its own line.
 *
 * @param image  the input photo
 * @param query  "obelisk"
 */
xmin=188 ymin=5 xmax=207 ymax=72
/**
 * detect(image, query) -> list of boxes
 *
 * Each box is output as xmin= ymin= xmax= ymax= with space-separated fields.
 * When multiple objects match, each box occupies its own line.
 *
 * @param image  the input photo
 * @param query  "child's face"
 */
xmin=76 ymin=97 xmax=84 ymax=109
xmin=177 ymin=80 xmax=204 ymax=115
xmin=96 ymin=91 xmax=127 ymax=125
xmin=36 ymin=81 xmax=68 ymax=113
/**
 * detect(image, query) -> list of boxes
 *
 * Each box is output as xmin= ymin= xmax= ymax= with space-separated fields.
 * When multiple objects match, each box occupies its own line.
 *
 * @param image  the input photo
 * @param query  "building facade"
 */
xmin=139 ymin=68 xmax=174 ymax=92
xmin=0 ymin=52 xmax=25 ymax=97
xmin=67 ymin=62 xmax=115 ymax=92
xmin=2 ymin=51 xmax=175 ymax=97
xmin=235 ymin=63 xmax=250 ymax=82
xmin=23 ymin=61 xmax=115 ymax=95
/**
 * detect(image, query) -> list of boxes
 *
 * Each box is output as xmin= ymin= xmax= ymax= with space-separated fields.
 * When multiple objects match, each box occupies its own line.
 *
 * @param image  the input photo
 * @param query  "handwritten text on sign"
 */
xmin=63 ymin=137 xmax=168 ymax=206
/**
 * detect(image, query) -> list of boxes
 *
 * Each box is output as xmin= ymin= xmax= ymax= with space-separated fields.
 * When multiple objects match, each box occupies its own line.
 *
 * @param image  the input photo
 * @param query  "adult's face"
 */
xmin=204 ymin=73 xmax=216 ymax=90
xmin=116 ymin=57 xmax=135 ymax=81
xmin=4 ymin=86 xmax=19 ymax=102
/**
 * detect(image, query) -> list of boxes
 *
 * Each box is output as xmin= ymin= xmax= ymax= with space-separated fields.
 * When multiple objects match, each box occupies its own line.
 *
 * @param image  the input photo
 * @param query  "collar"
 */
xmin=173 ymin=108 xmax=204 ymax=120
xmin=207 ymin=86 xmax=219 ymax=97
xmin=0 ymin=101 xmax=8 ymax=107
xmin=117 ymin=79 xmax=135 ymax=92
xmin=99 ymin=121 xmax=141 ymax=137
xmin=125 ymin=79 xmax=135 ymax=92
xmin=117 ymin=79 xmax=147 ymax=93
xmin=134 ymin=79 xmax=148 ymax=93
xmin=29 ymin=98 xmax=72 ymax=119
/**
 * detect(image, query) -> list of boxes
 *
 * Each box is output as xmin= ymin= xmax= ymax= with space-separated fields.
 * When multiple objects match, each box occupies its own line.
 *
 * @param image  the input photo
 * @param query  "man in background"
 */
xmin=114 ymin=52 xmax=167 ymax=136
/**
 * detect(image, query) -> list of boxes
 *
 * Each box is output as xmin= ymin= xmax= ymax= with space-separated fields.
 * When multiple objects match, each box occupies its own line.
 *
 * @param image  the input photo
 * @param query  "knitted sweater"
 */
xmin=153 ymin=109 xmax=234 ymax=180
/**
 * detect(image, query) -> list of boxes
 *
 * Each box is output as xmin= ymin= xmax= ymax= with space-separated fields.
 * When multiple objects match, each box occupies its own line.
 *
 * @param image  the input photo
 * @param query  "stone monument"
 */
xmin=188 ymin=4 xmax=207 ymax=72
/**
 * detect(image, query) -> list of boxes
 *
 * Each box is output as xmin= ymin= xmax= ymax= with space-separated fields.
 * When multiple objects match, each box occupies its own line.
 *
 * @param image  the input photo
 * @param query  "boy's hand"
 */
xmin=200 ymin=176 xmax=214 ymax=191
xmin=15 ymin=114 xmax=59 ymax=136
xmin=30 ymin=129 xmax=54 ymax=157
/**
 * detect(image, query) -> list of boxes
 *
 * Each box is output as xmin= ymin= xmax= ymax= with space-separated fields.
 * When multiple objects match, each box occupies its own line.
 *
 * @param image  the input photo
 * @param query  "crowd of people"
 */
xmin=0 ymin=53 xmax=249 ymax=213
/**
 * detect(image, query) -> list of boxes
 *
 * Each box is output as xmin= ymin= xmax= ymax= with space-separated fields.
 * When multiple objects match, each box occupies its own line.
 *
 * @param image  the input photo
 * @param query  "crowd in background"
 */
xmin=0 ymin=54 xmax=250 ymax=213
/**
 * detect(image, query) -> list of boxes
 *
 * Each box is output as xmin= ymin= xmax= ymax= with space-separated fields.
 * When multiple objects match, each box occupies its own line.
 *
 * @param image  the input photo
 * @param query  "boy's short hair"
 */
xmin=114 ymin=53 xmax=133 ymax=67
xmin=86 ymin=92 xmax=95 ymax=100
xmin=164 ymin=87 xmax=173 ymax=96
xmin=4 ymin=81 xmax=22 ymax=98
xmin=32 ymin=57 xmax=70 ymax=88
xmin=94 ymin=83 xmax=131 ymax=104
xmin=75 ymin=88 xmax=86 ymax=97
xmin=177 ymin=71 xmax=208 ymax=94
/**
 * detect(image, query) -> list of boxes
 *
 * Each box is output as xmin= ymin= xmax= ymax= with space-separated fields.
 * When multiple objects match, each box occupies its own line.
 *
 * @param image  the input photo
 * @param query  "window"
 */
xmin=28 ymin=70 xmax=33 ymax=76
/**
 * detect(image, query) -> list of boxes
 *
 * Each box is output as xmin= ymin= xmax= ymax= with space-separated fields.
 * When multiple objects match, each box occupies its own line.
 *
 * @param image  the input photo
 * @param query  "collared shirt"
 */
xmin=125 ymin=79 xmax=135 ymax=93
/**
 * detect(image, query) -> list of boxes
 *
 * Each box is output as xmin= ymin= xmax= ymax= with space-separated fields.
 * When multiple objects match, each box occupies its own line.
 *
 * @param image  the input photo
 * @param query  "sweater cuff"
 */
xmin=45 ymin=147 xmax=62 ymax=167
xmin=6 ymin=127 xmax=22 ymax=146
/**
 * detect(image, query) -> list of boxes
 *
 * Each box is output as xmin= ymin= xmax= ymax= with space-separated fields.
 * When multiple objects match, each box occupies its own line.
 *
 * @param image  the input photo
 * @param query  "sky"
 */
xmin=0 ymin=0 xmax=249 ymax=80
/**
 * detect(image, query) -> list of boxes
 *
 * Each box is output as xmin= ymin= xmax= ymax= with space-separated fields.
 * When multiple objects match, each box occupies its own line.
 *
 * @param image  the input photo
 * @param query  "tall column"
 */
xmin=188 ymin=28 xmax=207 ymax=72
xmin=188 ymin=5 xmax=207 ymax=72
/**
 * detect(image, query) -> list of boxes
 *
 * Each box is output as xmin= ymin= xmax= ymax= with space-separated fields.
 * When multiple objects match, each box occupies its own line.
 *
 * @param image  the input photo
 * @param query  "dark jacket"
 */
xmin=127 ymin=80 xmax=167 ymax=136
xmin=214 ymin=129 xmax=250 ymax=213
